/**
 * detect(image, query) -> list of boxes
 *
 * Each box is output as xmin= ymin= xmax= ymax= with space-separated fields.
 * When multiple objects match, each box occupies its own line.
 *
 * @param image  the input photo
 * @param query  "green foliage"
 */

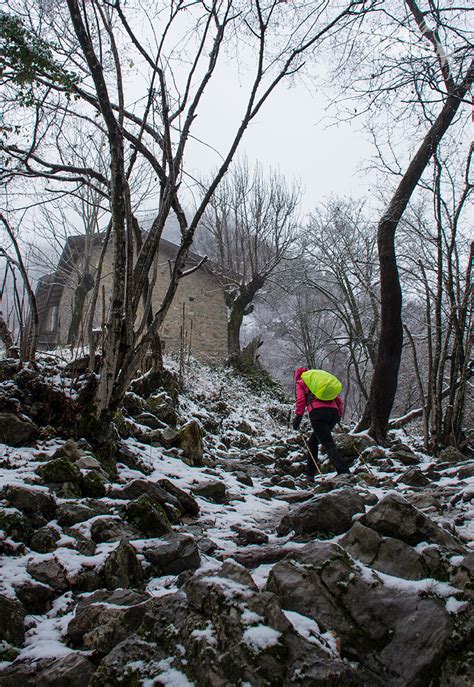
xmin=0 ymin=10 xmax=78 ymax=105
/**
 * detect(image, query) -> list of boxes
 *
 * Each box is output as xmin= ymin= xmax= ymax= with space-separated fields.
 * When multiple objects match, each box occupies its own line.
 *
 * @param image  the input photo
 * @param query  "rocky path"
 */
xmin=0 ymin=360 xmax=473 ymax=686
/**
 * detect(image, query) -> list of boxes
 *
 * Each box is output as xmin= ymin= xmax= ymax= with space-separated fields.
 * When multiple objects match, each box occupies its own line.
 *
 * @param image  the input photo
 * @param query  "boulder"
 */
xmin=1 ymin=485 xmax=56 ymax=520
xmin=234 ymin=471 xmax=254 ymax=487
xmin=156 ymin=478 xmax=200 ymax=516
xmin=159 ymin=426 xmax=179 ymax=449
xmin=267 ymin=541 xmax=456 ymax=685
xmin=0 ymin=413 xmax=37 ymax=447
xmin=135 ymin=412 xmax=165 ymax=430
xmin=26 ymin=557 xmax=68 ymax=591
xmin=90 ymin=562 xmax=362 ymax=687
xmin=360 ymin=493 xmax=462 ymax=550
xmin=36 ymin=457 xmax=81 ymax=485
xmin=278 ymin=487 xmax=365 ymax=536
xmin=0 ymin=653 xmax=96 ymax=687
xmin=142 ymin=533 xmax=200 ymax=575
xmin=103 ymin=540 xmax=143 ymax=590
xmin=29 ymin=526 xmax=60 ymax=553
xmin=192 ymin=479 xmax=227 ymax=503
xmin=15 ymin=581 xmax=55 ymax=614
xmin=0 ymin=508 xmax=33 ymax=544
xmin=35 ymin=654 xmax=96 ymax=686
xmin=75 ymin=455 xmax=102 ymax=471
xmin=438 ymin=447 xmax=466 ymax=463
xmin=388 ymin=448 xmax=420 ymax=466
xmin=146 ymin=393 xmax=178 ymax=427
xmin=56 ymin=502 xmax=97 ymax=527
xmin=232 ymin=525 xmax=269 ymax=546
xmin=90 ymin=516 xmax=137 ymax=544
xmin=334 ymin=433 xmax=375 ymax=458
xmin=68 ymin=589 xmax=151 ymax=654
xmin=79 ymin=470 xmax=107 ymax=498
xmin=340 ymin=521 xmax=427 ymax=580
xmin=396 ymin=468 xmax=430 ymax=487
xmin=125 ymin=495 xmax=172 ymax=537
xmin=110 ymin=478 xmax=182 ymax=520
xmin=0 ymin=595 xmax=25 ymax=646
xmin=51 ymin=439 xmax=83 ymax=462
xmin=178 ymin=419 xmax=204 ymax=465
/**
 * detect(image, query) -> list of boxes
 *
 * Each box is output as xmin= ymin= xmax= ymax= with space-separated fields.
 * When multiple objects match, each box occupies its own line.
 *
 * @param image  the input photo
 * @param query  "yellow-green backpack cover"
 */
xmin=301 ymin=369 xmax=342 ymax=401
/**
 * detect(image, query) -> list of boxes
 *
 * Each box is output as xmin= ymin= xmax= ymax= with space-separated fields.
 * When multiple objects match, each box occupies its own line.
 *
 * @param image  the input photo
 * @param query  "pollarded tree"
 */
xmin=199 ymin=159 xmax=301 ymax=354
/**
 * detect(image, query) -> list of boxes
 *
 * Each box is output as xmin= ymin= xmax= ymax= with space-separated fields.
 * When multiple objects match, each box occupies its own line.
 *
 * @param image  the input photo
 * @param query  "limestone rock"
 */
xmin=192 ymin=478 xmax=227 ymax=503
xmin=103 ymin=540 xmax=143 ymax=590
xmin=156 ymin=478 xmax=200 ymax=516
xmin=142 ymin=533 xmax=200 ymax=575
xmin=0 ymin=508 xmax=33 ymax=544
xmin=279 ymin=487 xmax=365 ymax=536
xmin=125 ymin=495 xmax=172 ymax=537
xmin=159 ymin=426 xmax=179 ymax=449
xmin=90 ymin=516 xmax=137 ymax=544
xmin=267 ymin=541 xmax=456 ymax=685
xmin=232 ymin=525 xmax=269 ymax=546
xmin=360 ymin=493 xmax=462 ymax=550
xmin=51 ymin=439 xmax=83 ymax=462
xmin=68 ymin=589 xmax=151 ymax=654
xmin=91 ymin=562 xmax=362 ymax=687
xmin=80 ymin=470 xmax=107 ymax=497
xmin=0 ymin=413 xmax=37 ymax=447
xmin=396 ymin=468 xmax=430 ymax=487
xmin=0 ymin=653 xmax=96 ymax=687
xmin=0 ymin=595 xmax=25 ymax=646
xmin=178 ymin=419 xmax=204 ymax=465
xmin=15 ymin=582 xmax=55 ymax=614
xmin=1 ymin=485 xmax=56 ymax=520
xmin=340 ymin=521 xmax=427 ymax=580
xmin=26 ymin=557 xmax=68 ymax=591
xmin=36 ymin=457 xmax=81 ymax=485
xmin=438 ymin=447 xmax=466 ymax=463
xmin=56 ymin=502 xmax=97 ymax=527
xmin=110 ymin=478 xmax=182 ymax=520
xmin=29 ymin=526 xmax=60 ymax=553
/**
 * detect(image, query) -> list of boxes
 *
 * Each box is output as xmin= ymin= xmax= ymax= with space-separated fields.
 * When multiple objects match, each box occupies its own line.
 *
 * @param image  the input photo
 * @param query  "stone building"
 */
xmin=35 ymin=233 xmax=228 ymax=362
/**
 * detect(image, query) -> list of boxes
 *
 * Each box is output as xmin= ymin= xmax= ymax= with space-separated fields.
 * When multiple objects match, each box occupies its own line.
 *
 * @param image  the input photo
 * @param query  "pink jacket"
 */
xmin=294 ymin=367 xmax=343 ymax=417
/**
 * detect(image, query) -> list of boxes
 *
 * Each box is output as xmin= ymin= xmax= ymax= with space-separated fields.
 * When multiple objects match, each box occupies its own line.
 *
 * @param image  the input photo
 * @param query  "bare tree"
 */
xmin=398 ymin=146 xmax=473 ymax=451
xmin=330 ymin=0 xmax=473 ymax=441
xmin=1 ymin=0 xmax=373 ymax=441
xmin=199 ymin=159 xmax=301 ymax=354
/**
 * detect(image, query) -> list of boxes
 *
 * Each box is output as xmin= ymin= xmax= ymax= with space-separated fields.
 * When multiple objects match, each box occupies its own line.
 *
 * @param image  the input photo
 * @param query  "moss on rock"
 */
xmin=80 ymin=470 xmax=107 ymax=498
xmin=125 ymin=495 xmax=172 ymax=537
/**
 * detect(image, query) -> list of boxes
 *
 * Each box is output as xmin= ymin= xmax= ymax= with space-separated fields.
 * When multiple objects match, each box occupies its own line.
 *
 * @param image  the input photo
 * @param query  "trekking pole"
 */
xmin=338 ymin=424 xmax=375 ymax=476
xmin=299 ymin=431 xmax=323 ymax=476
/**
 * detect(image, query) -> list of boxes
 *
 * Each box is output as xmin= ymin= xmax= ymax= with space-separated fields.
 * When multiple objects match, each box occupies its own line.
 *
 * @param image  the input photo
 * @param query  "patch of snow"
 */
xmin=283 ymin=609 xmax=339 ymax=656
xmin=143 ymin=657 xmax=195 ymax=687
xmin=242 ymin=625 xmax=281 ymax=653
xmin=190 ymin=622 xmax=217 ymax=646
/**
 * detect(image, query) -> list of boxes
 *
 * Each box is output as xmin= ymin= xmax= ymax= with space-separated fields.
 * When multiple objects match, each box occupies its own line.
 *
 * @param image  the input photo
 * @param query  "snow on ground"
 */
xmin=1 ymin=356 xmax=473 ymax=673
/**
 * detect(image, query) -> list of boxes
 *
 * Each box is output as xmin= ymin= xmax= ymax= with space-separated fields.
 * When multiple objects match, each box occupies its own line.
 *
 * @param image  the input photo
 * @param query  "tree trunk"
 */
xmin=228 ymin=299 xmax=247 ymax=354
xmin=358 ymin=66 xmax=473 ymax=442
xmin=67 ymin=272 xmax=95 ymax=346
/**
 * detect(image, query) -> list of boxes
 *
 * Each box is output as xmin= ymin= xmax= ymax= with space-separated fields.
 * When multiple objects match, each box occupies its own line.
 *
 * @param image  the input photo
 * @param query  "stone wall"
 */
xmin=55 ymin=241 xmax=228 ymax=362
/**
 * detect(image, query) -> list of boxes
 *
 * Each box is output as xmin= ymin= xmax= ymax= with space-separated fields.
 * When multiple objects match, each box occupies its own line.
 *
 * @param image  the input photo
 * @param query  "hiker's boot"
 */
xmin=327 ymin=448 xmax=350 ymax=475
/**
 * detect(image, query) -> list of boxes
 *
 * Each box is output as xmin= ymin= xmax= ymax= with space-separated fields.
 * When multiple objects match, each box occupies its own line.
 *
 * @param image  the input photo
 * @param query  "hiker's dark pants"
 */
xmin=307 ymin=407 xmax=349 ymax=476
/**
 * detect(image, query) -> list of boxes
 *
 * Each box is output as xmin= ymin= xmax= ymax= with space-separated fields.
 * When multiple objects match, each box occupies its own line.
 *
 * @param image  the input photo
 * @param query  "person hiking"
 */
xmin=292 ymin=367 xmax=350 ymax=480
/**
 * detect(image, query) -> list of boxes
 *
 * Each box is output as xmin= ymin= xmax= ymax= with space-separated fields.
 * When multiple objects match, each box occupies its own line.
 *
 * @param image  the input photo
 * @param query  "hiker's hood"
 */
xmin=294 ymin=367 xmax=308 ymax=381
